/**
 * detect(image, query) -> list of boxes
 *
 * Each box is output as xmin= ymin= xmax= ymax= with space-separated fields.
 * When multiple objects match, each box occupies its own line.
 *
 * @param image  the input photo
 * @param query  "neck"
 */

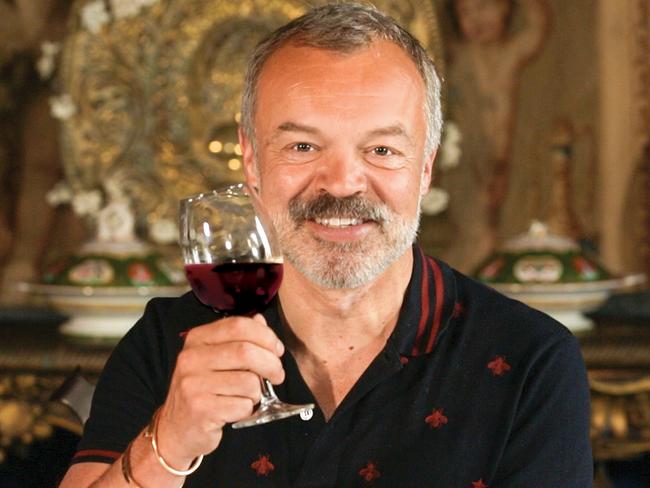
xmin=278 ymin=247 xmax=413 ymax=359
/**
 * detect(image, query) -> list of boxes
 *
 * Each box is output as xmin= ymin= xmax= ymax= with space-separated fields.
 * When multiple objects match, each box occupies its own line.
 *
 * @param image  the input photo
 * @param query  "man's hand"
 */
xmin=154 ymin=314 xmax=285 ymax=467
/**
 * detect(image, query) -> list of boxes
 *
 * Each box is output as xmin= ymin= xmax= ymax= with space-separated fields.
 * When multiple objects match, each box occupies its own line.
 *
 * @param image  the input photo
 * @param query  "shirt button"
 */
xmin=300 ymin=408 xmax=314 ymax=421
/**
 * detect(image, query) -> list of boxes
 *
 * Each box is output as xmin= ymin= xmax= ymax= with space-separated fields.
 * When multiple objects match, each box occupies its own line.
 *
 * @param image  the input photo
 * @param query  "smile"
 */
xmin=314 ymin=217 xmax=363 ymax=227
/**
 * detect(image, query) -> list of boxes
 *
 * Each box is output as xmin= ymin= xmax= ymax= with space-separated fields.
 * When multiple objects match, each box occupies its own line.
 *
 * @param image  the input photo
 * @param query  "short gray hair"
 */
xmin=241 ymin=2 xmax=443 ymax=156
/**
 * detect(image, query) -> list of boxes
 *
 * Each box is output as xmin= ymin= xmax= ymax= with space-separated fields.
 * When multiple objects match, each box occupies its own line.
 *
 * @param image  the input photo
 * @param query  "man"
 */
xmin=61 ymin=3 xmax=593 ymax=487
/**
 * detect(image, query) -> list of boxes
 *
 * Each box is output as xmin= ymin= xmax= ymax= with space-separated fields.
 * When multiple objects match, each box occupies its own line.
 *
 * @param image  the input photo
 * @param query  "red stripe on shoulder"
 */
xmin=424 ymin=257 xmax=444 ymax=353
xmin=73 ymin=449 xmax=121 ymax=460
xmin=411 ymin=247 xmax=431 ymax=355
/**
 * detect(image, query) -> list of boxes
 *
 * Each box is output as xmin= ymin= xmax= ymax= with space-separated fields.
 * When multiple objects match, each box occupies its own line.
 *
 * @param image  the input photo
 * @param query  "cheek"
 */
xmin=370 ymin=171 xmax=423 ymax=215
xmin=257 ymin=163 xmax=313 ymax=209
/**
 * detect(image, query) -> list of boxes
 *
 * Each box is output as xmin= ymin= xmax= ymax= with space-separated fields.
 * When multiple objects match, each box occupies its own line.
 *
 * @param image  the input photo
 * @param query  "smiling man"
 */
xmin=61 ymin=3 xmax=593 ymax=487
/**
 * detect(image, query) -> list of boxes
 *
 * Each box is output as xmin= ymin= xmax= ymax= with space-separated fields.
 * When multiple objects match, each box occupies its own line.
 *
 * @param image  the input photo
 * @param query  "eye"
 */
xmin=373 ymin=146 xmax=392 ymax=156
xmin=294 ymin=142 xmax=314 ymax=152
xmin=365 ymin=144 xmax=407 ymax=169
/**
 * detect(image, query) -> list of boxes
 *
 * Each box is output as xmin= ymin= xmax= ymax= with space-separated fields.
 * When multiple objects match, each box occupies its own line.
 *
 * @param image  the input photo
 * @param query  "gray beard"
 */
xmin=272 ymin=199 xmax=421 ymax=289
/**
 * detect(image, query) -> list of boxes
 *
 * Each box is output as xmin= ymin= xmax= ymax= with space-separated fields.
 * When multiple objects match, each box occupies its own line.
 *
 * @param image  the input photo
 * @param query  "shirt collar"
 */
xmin=388 ymin=243 xmax=458 ymax=357
xmin=265 ymin=243 xmax=457 ymax=357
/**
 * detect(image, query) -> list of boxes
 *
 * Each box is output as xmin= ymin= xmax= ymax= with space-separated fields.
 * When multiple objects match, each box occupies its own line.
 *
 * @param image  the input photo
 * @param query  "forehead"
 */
xmin=254 ymin=40 xmax=426 ymax=127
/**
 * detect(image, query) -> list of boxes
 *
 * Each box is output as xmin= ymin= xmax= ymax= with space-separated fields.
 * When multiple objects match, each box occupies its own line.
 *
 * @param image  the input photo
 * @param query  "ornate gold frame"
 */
xmin=58 ymin=0 xmax=443 ymax=236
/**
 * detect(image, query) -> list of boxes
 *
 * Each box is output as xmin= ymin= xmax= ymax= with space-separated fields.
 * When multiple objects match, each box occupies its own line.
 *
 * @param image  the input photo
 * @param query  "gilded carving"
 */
xmin=0 ymin=374 xmax=64 ymax=462
xmin=590 ymin=374 xmax=650 ymax=461
xmin=57 ymin=0 xmax=443 ymax=239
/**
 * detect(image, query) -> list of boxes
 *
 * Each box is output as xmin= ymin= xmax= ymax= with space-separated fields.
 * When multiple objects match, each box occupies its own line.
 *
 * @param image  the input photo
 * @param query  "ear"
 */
xmin=238 ymin=126 xmax=258 ymax=189
xmin=420 ymin=149 xmax=436 ymax=196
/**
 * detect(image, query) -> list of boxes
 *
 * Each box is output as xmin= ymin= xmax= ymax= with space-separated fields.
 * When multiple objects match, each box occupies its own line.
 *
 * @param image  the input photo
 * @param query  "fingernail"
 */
xmin=276 ymin=341 xmax=285 ymax=356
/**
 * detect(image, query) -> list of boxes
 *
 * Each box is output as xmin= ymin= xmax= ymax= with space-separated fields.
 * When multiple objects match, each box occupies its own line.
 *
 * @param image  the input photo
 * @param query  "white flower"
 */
xmin=438 ymin=121 xmax=462 ymax=170
xmin=36 ymin=56 xmax=55 ymax=81
xmin=49 ymin=94 xmax=77 ymax=120
xmin=149 ymin=218 xmax=178 ymax=244
xmin=110 ymin=0 xmax=158 ymax=19
xmin=110 ymin=0 xmax=140 ymax=19
xmin=81 ymin=0 xmax=110 ymax=34
xmin=421 ymin=187 xmax=449 ymax=216
xmin=103 ymin=173 xmax=127 ymax=202
xmin=97 ymin=201 xmax=136 ymax=242
xmin=36 ymin=41 xmax=61 ymax=80
xmin=72 ymin=190 xmax=103 ymax=217
xmin=529 ymin=220 xmax=549 ymax=238
xmin=45 ymin=181 xmax=73 ymax=206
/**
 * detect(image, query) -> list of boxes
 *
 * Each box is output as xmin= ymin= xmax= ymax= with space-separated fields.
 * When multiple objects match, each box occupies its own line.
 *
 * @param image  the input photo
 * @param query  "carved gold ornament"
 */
xmin=56 ymin=0 xmax=444 ymax=238
xmin=590 ymin=373 xmax=650 ymax=460
xmin=0 ymin=374 xmax=65 ymax=462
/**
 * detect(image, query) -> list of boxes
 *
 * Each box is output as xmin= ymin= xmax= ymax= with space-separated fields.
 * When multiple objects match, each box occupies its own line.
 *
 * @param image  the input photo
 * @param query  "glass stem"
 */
xmin=260 ymin=378 xmax=278 ymax=406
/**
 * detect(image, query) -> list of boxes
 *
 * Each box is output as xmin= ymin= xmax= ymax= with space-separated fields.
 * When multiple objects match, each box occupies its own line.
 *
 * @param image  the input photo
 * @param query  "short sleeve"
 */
xmin=71 ymin=298 xmax=173 ymax=464
xmin=492 ymin=333 xmax=593 ymax=487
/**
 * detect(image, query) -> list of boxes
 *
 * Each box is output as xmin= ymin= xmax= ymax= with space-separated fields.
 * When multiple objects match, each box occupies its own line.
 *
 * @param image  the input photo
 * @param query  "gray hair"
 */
xmin=240 ymin=2 xmax=443 ymax=156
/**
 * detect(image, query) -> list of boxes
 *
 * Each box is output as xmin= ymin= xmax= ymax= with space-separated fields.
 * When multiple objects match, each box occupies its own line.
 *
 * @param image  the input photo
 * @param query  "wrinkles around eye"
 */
xmin=277 ymin=143 xmax=321 ymax=165
xmin=365 ymin=150 xmax=409 ymax=170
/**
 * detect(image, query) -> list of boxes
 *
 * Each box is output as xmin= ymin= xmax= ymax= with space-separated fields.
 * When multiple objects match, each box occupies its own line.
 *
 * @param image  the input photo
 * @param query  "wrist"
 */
xmin=153 ymin=408 xmax=199 ymax=468
xmin=146 ymin=407 xmax=204 ymax=477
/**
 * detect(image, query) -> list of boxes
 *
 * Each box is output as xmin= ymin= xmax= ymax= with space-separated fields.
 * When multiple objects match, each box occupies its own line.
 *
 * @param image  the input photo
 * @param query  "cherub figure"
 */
xmin=441 ymin=0 xmax=549 ymax=271
xmin=0 ymin=0 xmax=77 ymax=303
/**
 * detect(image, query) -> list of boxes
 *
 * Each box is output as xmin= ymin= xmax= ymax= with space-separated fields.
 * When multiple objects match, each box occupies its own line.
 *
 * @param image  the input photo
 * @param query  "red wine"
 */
xmin=184 ymin=262 xmax=283 ymax=315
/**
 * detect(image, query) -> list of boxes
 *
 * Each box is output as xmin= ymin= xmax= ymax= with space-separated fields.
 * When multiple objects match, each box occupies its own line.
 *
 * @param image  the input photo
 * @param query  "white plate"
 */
xmin=488 ymin=274 xmax=646 ymax=332
xmin=18 ymin=282 xmax=188 ymax=340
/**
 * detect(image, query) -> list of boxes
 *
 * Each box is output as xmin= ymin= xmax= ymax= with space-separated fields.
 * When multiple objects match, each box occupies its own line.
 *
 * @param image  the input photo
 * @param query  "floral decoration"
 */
xmin=110 ymin=0 xmax=159 ymax=20
xmin=421 ymin=186 xmax=450 ymax=216
xmin=80 ymin=0 xmax=110 ymax=34
xmin=438 ymin=121 xmax=462 ymax=171
xmin=46 ymin=173 xmax=179 ymax=245
xmin=36 ymin=41 xmax=61 ymax=80
xmin=81 ymin=0 xmax=160 ymax=33
xmin=48 ymin=94 xmax=77 ymax=120
xmin=422 ymin=121 xmax=462 ymax=216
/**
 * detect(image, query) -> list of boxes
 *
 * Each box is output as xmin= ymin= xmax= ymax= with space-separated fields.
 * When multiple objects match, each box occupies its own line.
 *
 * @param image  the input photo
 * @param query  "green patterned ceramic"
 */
xmin=473 ymin=222 xmax=645 ymax=332
xmin=23 ymin=240 xmax=187 ymax=343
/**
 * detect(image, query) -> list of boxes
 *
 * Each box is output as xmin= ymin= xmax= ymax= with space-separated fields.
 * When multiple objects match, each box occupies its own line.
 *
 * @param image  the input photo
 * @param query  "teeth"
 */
xmin=314 ymin=217 xmax=360 ymax=227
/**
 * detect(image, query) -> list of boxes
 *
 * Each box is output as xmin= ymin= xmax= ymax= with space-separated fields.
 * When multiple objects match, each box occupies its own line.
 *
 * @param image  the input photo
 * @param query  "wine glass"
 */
xmin=179 ymin=184 xmax=314 ymax=429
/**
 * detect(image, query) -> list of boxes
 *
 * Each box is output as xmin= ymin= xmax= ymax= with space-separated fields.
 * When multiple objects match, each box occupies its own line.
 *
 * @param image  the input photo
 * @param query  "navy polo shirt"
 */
xmin=73 ymin=245 xmax=593 ymax=486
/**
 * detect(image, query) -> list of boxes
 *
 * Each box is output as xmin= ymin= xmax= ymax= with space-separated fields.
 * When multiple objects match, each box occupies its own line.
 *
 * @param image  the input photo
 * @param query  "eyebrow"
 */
xmin=272 ymin=121 xmax=414 ymax=147
xmin=276 ymin=122 xmax=410 ymax=138
xmin=275 ymin=121 xmax=320 ymax=134
xmin=366 ymin=124 xmax=410 ymax=139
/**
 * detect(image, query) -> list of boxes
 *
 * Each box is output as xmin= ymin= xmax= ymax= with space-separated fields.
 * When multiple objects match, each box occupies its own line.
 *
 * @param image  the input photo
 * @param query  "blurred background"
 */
xmin=0 ymin=0 xmax=648 ymax=486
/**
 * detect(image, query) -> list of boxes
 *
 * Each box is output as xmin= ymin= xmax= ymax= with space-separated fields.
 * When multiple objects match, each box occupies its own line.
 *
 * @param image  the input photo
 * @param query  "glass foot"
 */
xmin=232 ymin=400 xmax=315 ymax=429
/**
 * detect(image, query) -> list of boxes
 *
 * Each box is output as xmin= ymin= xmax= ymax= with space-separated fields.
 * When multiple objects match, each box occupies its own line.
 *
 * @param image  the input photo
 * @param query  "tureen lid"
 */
xmin=474 ymin=221 xmax=611 ymax=285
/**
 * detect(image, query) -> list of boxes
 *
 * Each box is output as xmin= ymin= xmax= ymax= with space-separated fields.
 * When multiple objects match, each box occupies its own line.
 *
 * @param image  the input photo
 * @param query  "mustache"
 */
xmin=288 ymin=193 xmax=389 ymax=225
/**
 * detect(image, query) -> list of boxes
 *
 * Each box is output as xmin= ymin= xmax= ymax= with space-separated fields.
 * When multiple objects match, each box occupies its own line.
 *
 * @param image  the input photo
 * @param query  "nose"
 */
xmin=315 ymin=150 xmax=368 ymax=198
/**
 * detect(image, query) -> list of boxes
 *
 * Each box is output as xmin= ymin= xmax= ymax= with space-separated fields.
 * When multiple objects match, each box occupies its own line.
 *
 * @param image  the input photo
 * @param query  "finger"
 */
xmin=170 ymin=369 xmax=263 ymax=404
xmin=211 ymin=395 xmax=256 ymax=425
xmin=185 ymin=316 xmax=284 ymax=356
xmin=181 ymin=394 xmax=256 ymax=427
xmin=178 ymin=343 xmax=285 ymax=385
xmin=158 ymin=395 xmax=254 ymax=447
xmin=213 ymin=342 xmax=286 ymax=384
xmin=202 ymin=371 xmax=263 ymax=403
xmin=251 ymin=313 xmax=266 ymax=325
